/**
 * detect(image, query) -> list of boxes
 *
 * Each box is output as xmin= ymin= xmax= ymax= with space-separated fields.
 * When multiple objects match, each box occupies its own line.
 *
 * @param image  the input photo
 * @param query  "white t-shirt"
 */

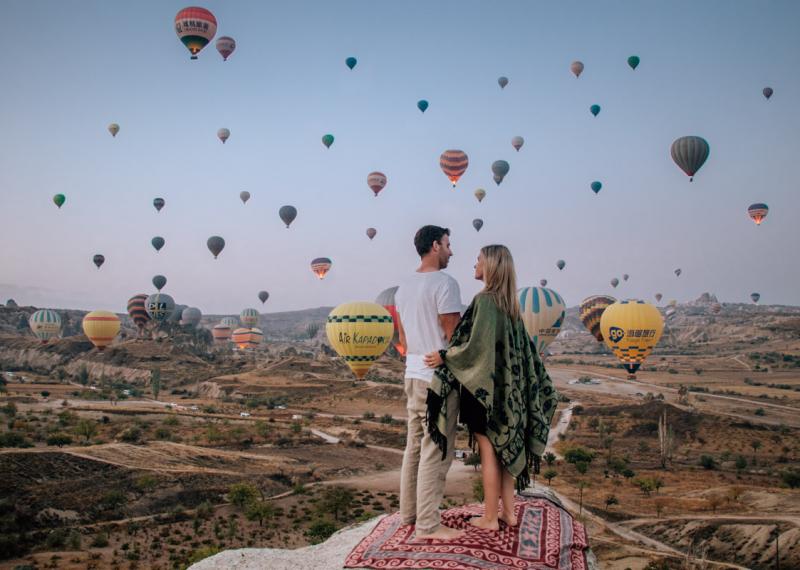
xmin=395 ymin=271 xmax=463 ymax=382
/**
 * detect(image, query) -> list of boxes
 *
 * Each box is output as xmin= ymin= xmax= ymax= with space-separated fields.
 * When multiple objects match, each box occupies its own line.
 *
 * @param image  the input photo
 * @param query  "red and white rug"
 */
xmin=345 ymin=496 xmax=591 ymax=569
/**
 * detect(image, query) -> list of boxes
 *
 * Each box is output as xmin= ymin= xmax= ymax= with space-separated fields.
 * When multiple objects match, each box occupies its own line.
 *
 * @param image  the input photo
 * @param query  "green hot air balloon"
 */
xmin=671 ymin=136 xmax=710 ymax=181
xmin=279 ymin=205 xmax=297 ymax=228
xmin=345 ymin=57 xmax=357 ymax=70
xmin=322 ymin=134 xmax=334 ymax=148
xmin=591 ymin=181 xmax=602 ymax=194
xmin=152 ymin=275 xmax=167 ymax=291
xmin=417 ymin=100 xmax=429 ymax=113
xmin=627 ymin=55 xmax=640 ymax=70
xmin=53 ymin=194 xmax=66 ymax=209
xmin=590 ymin=104 xmax=601 ymax=117
xmin=556 ymin=259 xmax=565 ymax=271
xmin=492 ymin=160 xmax=510 ymax=185
xmin=151 ymin=236 xmax=165 ymax=252
xmin=207 ymin=236 xmax=225 ymax=259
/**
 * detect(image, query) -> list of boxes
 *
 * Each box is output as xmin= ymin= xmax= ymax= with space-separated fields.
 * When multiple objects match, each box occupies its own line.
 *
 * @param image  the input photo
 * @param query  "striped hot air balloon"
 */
xmin=747 ymin=203 xmax=769 ymax=226
xmin=127 ymin=294 xmax=150 ymax=333
xmin=221 ymin=316 xmax=239 ymax=329
xmin=518 ymin=287 xmax=567 ymax=355
xmin=439 ymin=150 xmax=469 ymax=187
xmin=311 ymin=257 xmax=332 ymax=279
xmin=212 ymin=324 xmax=232 ymax=343
xmin=175 ymin=7 xmax=217 ymax=60
xmin=232 ymin=327 xmax=263 ymax=350
xmin=671 ymin=136 xmax=710 ymax=182
xmin=247 ymin=327 xmax=264 ymax=349
xmin=579 ymin=296 xmax=616 ymax=342
xmin=240 ymin=308 xmax=259 ymax=328
xmin=326 ymin=302 xmax=394 ymax=379
xmin=82 ymin=310 xmax=121 ymax=351
xmin=375 ymin=286 xmax=405 ymax=356
xmin=29 ymin=309 xmax=62 ymax=344
xmin=367 ymin=172 xmax=387 ymax=197
xmin=600 ymin=300 xmax=664 ymax=380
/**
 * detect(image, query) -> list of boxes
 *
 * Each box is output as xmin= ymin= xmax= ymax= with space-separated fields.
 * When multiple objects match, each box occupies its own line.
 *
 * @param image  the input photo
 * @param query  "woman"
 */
xmin=424 ymin=245 xmax=558 ymax=531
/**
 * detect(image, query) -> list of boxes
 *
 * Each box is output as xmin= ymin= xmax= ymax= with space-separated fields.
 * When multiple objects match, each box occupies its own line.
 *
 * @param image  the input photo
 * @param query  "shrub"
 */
xmin=46 ymin=433 xmax=73 ymax=447
xmin=186 ymin=546 xmax=220 ymax=566
xmin=0 ymin=432 xmax=31 ymax=448
xmin=306 ymin=520 xmax=336 ymax=544
xmin=119 ymin=426 xmax=142 ymax=443
xmin=699 ymin=455 xmax=717 ymax=470
xmin=379 ymin=414 xmax=394 ymax=424
xmin=91 ymin=533 xmax=109 ymax=547
xmin=362 ymin=411 xmax=375 ymax=420
xmin=228 ymin=483 xmax=259 ymax=509
xmin=754 ymin=408 xmax=766 ymax=416
xmin=564 ymin=446 xmax=594 ymax=465
xmin=100 ymin=489 xmax=127 ymax=510
xmin=781 ymin=469 xmax=800 ymax=489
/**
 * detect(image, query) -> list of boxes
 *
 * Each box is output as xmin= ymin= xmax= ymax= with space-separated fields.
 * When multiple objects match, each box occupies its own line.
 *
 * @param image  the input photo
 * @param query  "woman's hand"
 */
xmin=424 ymin=351 xmax=443 ymax=368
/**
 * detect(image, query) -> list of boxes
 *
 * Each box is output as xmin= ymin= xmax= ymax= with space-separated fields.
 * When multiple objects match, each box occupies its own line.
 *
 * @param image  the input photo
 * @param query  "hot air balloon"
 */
xmin=540 ymin=279 xmax=547 ymax=287
xmin=518 ymin=287 xmax=566 ymax=355
xmin=258 ymin=291 xmax=269 ymax=304
xmin=93 ymin=255 xmax=105 ymax=269
xmin=417 ymin=100 xmax=429 ymax=113
xmin=212 ymin=324 xmax=231 ymax=343
xmin=311 ymin=257 xmax=332 ymax=280
xmin=627 ymin=55 xmax=640 ymax=70
xmin=29 ymin=309 xmax=62 ymax=344
xmin=107 ymin=123 xmax=120 ymax=138
xmin=474 ymin=188 xmax=486 ymax=203
xmin=322 ymin=134 xmax=335 ymax=148
xmin=590 ymin=104 xmax=601 ymax=117
xmin=345 ymin=57 xmax=357 ymax=70
xmin=152 ymin=275 xmax=167 ymax=292
xmin=366 ymin=228 xmax=377 ymax=240
xmin=579 ymin=295 xmax=616 ymax=342
xmin=600 ymin=300 xmax=663 ymax=380
xmin=751 ymin=293 xmax=761 ymax=304
xmin=472 ymin=219 xmax=483 ymax=232
xmin=492 ymin=160 xmax=510 ymax=185
xmin=207 ymin=236 xmax=225 ymax=259
xmin=611 ymin=278 xmax=619 ymax=288
xmin=53 ymin=194 xmax=66 ymax=209
xmin=556 ymin=259 xmax=565 ymax=271
xmin=169 ymin=305 xmax=187 ymax=325
xmin=668 ymin=300 xmax=677 ymax=308
xmin=623 ymin=274 xmax=629 ymax=282
xmin=570 ymin=61 xmax=584 ymax=77
xmin=440 ymin=150 xmax=469 ymax=187
xmin=216 ymin=36 xmax=235 ymax=61
xmin=246 ymin=327 xmax=264 ymax=349
xmin=146 ymin=293 xmax=175 ymax=323
xmin=498 ymin=76 xmax=508 ymax=89
xmin=82 ymin=310 xmax=121 ymax=351
xmin=217 ymin=128 xmax=230 ymax=144
xmin=671 ymin=136 xmax=710 ymax=181
xmin=591 ymin=181 xmax=602 ymax=194
xmin=674 ymin=268 xmax=682 ymax=277
xmin=279 ymin=205 xmax=297 ymax=228
xmin=232 ymin=327 xmax=263 ymax=350
xmin=747 ymin=203 xmax=769 ymax=225
xmin=367 ymin=172 xmax=387 ymax=197
xmin=240 ymin=308 xmax=259 ymax=328
xmin=151 ymin=236 xmax=165 ymax=252
xmin=511 ymin=136 xmax=524 ymax=151
xmin=710 ymin=303 xmax=722 ymax=314
xmin=153 ymin=198 xmax=165 ymax=212
xmin=655 ymin=293 xmax=663 ymax=303
xmin=763 ymin=87 xmax=773 ymax=100
xmin=239 ymin=191 xmax=250 ymax=204
xmin=221 ymin=316 xmax=239 ymax=329
xmin=175 ymin=7 xmax=217 ymax=60
xmin=180 ymin=307 xmax=202 ymax=327
xmin=375 ymin=286 xmax=405 ymax=356
xmin=326 ymin=302 xmax=394 ymax=379
xmin=665 ymin=306 xmax=677 ymax=319
xmin=127 ymin=294 xmax=150 ymax=333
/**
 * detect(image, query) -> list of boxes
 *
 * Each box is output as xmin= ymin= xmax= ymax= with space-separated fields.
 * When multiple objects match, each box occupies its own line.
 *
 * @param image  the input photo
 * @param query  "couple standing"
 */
xmin=394 ymin=225 xmax=558 ymax=539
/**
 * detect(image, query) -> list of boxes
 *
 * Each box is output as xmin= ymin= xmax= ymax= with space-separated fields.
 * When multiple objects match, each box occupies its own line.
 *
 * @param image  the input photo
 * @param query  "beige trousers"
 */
xmin=399 ymin=377 xmax=459 ymax=533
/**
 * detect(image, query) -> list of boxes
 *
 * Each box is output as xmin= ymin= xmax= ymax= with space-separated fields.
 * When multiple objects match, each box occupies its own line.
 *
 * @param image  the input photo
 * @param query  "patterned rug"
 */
xmin=344 ymin=496 xmax=591 ymax=569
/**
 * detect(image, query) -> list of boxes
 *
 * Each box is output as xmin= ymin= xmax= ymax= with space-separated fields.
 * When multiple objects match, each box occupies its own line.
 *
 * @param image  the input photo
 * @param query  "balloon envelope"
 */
xmin=181 ymin=307 xmax=202 ymax=327
xmin=556 ymin=259 xmax=565 ymax=271
xmin=239 ymin=191 xmax=250 ymax=204
xmin=345 ymin=57 xmax=357 ymax=70
xmin=153 ymin=198 xmax=165 ymax=212
xmin=591 ymin=181 xmax=602 ymax=194
xmin=440 ymin=150 xmax=469 ymax=187
xmin=221 ymin=316 xmax=239 ymax=329
xmin=671 ymin=136 xmax=710 ymax=181
xmin=207 ymin=236 xmax=225 ymax=259
xmin=322 ymin=134 xmax=334 ymax=148
xmin=127 ymin=294 xmax=150 ymax=331
xmin=472 ymin=219 xmax=483 ymax=232
xmin=751 ymin=293 xmax=761 ymax=304
xmin=93 ymin=254 xmax=105 ymax=269
xmin=151 ymin=236 xmax=165 ymax=252
xmin=53 ymin=194 xmax=66 ymax=208
xmin=747 ymin=203 xmax=769 ymax=225
xmin=326 ymin=302 xmax=394 ymax=379
xmin=311 ymin=257 xmax=332 ymax=279
xmin=511 ymin=136 xmax=524 ymax=151
xmin=627 ymin=55 xmax=640 ymax=70
xmin=570 ymin=61 xmax=584 ymax=77
xmin=375 ymin=286 xmax=405 ymax=356
xmin=366 ymin=228 xmax=377 ymax=240
xmin=232 ymin=327 xmax=263 ymax=350
xmin=674 ymin=269 xmax=682 ymax=277
xmin=590 ymin=104 xmax=601 ymax=117
xmin=107 ymin=123 xmax=120 ymax=137
xmin=655 ymin=293 xmax=663 ymax=303
xmin=82 ymin=310 xmax=121 ymax=351
xmin=600 ymin=300 xmax=663 ymax=378
xmin=216 ymin=36 xmax=235 ymax=60
xmin=518 ymin=287 xmax=567 ymax=355
xmin=367 ymin=172 xmax=387 ymax=197
xmin=474 ymin=188 xmax=486 ymax=202
xmin=540 ymin=279 xmax=547 ymax=287
xmin=611 ymin=278 xmax=619 ymax=288
xmin=623 ymin=274 xmax=629 ymax=281
xmin=763 ymin=87 xmax=773 ymax=99
xmin=212 ymin=324 xmax=232 ymax=342
xmin=175 ymin=7 xmax=217 ymax=59
xmin=417 ymin=100 xmax=429 ymax=113
xmin=152 ymin=275 xmax=167 ymax=291
xmin=217 ymin=128 xmax=230 ymax=143
xmin=579 ymin=295 xmax=616 ymax=342
xmin=258 ymin=291 xmax=269 ymax=304
xmin=279 ymin=205 xmax=297 ymax=228
xmin=491 ymin=160 xmax=510 ymax=185
xmin=497 ymin=76 xmax=508 ymax=88
xmin=240 ymin=308 xmax=259 ymax=328
xmin=29 ymin=309 xmax=62 ymax=343
xmin=146 ymin=293 xmax=175 ymax=323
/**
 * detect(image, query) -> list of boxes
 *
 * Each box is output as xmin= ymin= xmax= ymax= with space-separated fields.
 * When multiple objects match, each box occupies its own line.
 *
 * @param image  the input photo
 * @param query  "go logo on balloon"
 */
xmin=608 ymin=327 xmax=625 ymax=343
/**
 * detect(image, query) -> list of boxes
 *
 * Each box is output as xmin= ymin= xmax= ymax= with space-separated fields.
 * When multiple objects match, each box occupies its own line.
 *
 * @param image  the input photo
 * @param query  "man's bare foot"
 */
xmin=468 ymin=515 xmax=499 ymax=531
xmin=416 ymin=525 xmax=465 ymax=540
xmin=499 ymin=512 xmax=518 ymax=527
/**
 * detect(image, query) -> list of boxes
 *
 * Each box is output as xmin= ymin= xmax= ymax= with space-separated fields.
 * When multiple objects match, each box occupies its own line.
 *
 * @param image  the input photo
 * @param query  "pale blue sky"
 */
xmin=1 ymin=1 xmax=798 ymax=313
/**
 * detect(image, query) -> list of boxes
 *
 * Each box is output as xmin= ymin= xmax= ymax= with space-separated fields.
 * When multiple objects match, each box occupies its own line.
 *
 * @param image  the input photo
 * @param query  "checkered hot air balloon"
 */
xmin=326 ymin=302 xmax=394 ymax=379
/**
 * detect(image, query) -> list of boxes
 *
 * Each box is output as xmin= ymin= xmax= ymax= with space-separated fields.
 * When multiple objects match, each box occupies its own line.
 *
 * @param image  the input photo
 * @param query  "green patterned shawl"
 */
xmin=426 ymin=293 xmax=559 ymax=491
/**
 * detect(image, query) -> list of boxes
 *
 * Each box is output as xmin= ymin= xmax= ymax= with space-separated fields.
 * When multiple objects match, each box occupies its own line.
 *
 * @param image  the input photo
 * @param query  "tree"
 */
xmin=780 ymin=469 xmax=800 ymax=489
xmin=751 ymin=440 xmax=762 ymax=464
xmin=699 ymin=455 xmax=717 ymax=470
xmin=635 ymin=478 xmax=656 ymax=497
xmin=575 ymin=461 xmax=589 ymax=475
xmin=658 ymin=408 xmax=675 ymax=469
xmin=318 ymin=486 xmax=354 ymax=522
xmin=464 ymin=453 xmax=481 ymax=470
xmin=245 ymin=500 xmax=276 ymax=527
xmin=74 ymin=419 xmax=97 ymax=442
xmin=543 ymin=452 xmax=556 ymax=466
xmin=40 ymin=391 xmax=50 ymax=399
xmin=735 ymin=455 xmax=747 ymax=474
xmin=228 ymin=483 xmax=259 ymax=509
xmin=306 ymin=520 xmax=336 ymax=544
xmin=543 ymin=469 xmax=558 ymax=485
xmin=46 ymin=433 xmax=73 ymax=447
xmin=564 ymin=446 xmax=594 ymax=466
xmin=577 ymin=481 xmax=589 ymax=516
xmin=76 ymin=365 xmax=89 ymax=386
xmin=305 ymin=323 xmax=320 ymax=340
xmin=604 ymin=494 xmax=619 ymax=512
xmin=150 ymin=369 xmax=161 ymax=401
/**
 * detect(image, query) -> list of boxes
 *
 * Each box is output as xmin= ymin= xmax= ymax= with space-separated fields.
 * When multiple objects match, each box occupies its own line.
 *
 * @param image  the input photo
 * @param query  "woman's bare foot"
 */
xmin=468 ymin=515 xmax=499 ymax=531
xmin=415 ymin=525 xmax=465 ymax=540
xmin=499 ymin=512 xmax=518 ymax=527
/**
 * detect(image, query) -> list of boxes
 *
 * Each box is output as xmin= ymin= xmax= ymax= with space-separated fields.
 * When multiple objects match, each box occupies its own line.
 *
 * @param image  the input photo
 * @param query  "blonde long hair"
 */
xmin=480 ymin=244 xmax=521 ymax=321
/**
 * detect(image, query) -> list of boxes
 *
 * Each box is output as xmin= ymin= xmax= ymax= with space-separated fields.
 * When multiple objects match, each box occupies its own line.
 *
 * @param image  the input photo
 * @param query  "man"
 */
xmin=395 ymin=225 xmax=463 ymax=540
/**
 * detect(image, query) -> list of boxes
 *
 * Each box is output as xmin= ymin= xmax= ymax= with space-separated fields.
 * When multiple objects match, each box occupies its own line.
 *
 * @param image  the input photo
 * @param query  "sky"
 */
xmin=1 ymin=0 xmax=799 ymax=314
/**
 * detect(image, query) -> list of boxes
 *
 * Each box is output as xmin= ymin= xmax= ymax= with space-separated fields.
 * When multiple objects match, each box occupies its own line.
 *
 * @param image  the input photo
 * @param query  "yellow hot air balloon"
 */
xmin=82 ymin=310 xmax=121 ymax=351
xmin=600 ymin=300 xmax=663 ymax=380
xmin=325 ymin=302 xmax=393 ymax=379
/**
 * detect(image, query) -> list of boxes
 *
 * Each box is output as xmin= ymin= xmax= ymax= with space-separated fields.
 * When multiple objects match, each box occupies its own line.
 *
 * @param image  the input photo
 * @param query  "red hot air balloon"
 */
xmin=175 ymin=7 xmax=217 ymax=60
xmin=367 ymin=172 xmax=387 ymax=197
xmin=216 ymin=36 xmax=236 ymax=61
xmin=747 ymin=203 xmax=769 ymax=226
xmin=311 ymin=258 xmax=332 ymax=280
xmin=439 ymin=150 xmax=469 ymax=187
